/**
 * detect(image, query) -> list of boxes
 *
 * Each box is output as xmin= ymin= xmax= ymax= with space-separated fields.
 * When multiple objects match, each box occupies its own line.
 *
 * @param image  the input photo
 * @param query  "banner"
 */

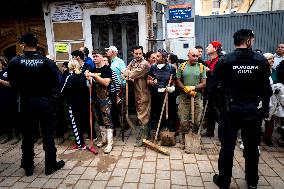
xmin=167 ymin=22 xmax=194 ymax=38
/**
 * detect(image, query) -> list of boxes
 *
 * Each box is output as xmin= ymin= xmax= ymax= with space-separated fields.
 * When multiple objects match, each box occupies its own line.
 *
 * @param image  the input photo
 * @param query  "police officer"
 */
xmin=209 ymin=29 xmax=272 ymax=189
xmin=8 ymin=33 xmax=65 ymax=176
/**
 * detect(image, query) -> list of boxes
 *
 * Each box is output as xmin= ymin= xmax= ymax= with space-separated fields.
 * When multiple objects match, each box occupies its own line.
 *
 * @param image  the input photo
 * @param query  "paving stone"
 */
xmin=157 ymin=158 xmax=170 ymax=170
xmin=197 ymin=161 xmax=214 ymax=173
xmin=258 ymin=164 xmax=278 ymax=176
xmin=115 ymin=158 xmax=131 ymax=168
xmin=232 ymin=164 xmax=245 ymax=178
xmin=183 ymin=154 xmax=197 ymax=163
xmin=187 ymin=176 xmax=203 ymax=186
xmin=57 ymin=183 xmax=74 ymax=189
xmin=259 ymin=175 xmax=270 ymax=186
xmin=122 ymin=182 xmax=138 ymax=189
xmin=51 ymin=169 xmax=70 ymax=178
xmin=170 ymin=159 xmax=184 ymax=170
xmin=73 ymin=179 xmax=92 ymax=189
xmin=28 ymin=177 xmax=48 ymax=188
xmin=129 ymin=158 xmax=143 ymax=168
xmin=188 ymin=186 xmax=205 ymax=189
xmin=125 ymin=168 xmax=141 ymax=182
xmin=235 ymin=178 xmax=247 ymax=189
xmin=171 ymin=170 xmax=187 ymax=185
xmin=257 ymin=186 xmax=273 ymax=189
xmin=171 ymin=185 xmax=187 ymax=189
xmin=140 ymin=173 xmax=155 ymax=183
xmin=264 ymin=158 xmax=283 ymax=168
xmin=195 ymin=154 xmax=209 ymax=161
xmin=265 ymin=176 xmax=284 ymax=189
xmin=63 ymin=160 xmax=78 ymax=169
xmin=142 ymin=161 xmax=156 ymax=173
xmin=144 ymin=155 xmax=157 ymax=162
xmin=11 ymin=181 xmax=29 ymax=189
xmin=62 ymin=174 xmax=81 ymax=185
xmin=109 ymin=150 xmax=122 ymax=156
xmin=169 ymin=149 xmax=183 ymax=160
xmin=156 ymin=170 xmax=170 ymax=180
xmin=0 ymin=164 xmax=19 ymax=176
xmin=69 ymin=166 xmax=87 ymax=175
xmin=90 ymin=180 xmax=108 ymax=189
xmin=203 ymin=181 xmax=219 ymax=189
xmin=107 ymin=176 xmax=124 ymax=187
xmin=276 ymin=157 xmax=284 ymax=165
xmin=185 ymin=163 xmax=200 ymax=176
xmin=90 ymin=158 xmax=100 ymax=166
xmin=133 ymin=151 xmax=145 ymax=158
xmin=112 ymin=168 xmax=127 ymax=177
xmin=201 ymin=172 xmax=215 ymax=182
xmin=155 ymin=179 xmax=171 ymax=189
xmin=95 ymin=171 xmax=112 ymax=181
xmin=138 ymin=183 xmax=154 ymax=189
xmin=0 ymin=176 xmax=21 ymax=187
xmin=42 ymin=178 xmax=63 ymax=188
xmin=81 ymin=167 xmax=98 ymax=180
xmin=157 ymin=152 xmax=170 ymax=159
xmin=121 ymin=151 xmax=133 ymax=158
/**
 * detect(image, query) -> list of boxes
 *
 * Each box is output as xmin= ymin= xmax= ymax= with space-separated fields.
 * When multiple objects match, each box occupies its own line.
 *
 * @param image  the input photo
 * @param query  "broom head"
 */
xmin=143 ymin=139 xmax=170 ymax=156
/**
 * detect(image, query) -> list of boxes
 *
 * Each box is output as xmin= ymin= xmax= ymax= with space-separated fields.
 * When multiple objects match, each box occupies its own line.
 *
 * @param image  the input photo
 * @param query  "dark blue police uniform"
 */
xmin=210 ymin=46 xmax=272 ymax=188
xmin=8 ymin=45 xmax=64 ymax=176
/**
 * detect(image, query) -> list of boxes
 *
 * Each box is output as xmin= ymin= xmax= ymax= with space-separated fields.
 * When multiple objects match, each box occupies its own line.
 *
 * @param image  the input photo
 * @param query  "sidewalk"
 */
xmin=0 ymin=130 xmax=284 ymax=189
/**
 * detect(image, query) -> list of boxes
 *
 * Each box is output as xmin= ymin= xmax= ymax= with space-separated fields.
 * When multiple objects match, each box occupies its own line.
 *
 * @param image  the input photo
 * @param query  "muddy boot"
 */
xmin=97 ymin=126 xmax=107 ymax=148
xmin=104 ymin=129 xmax=113 ymax=154
xmin=179 ymin=132 xmax=185 ymax=150
xmin=134 ymin=125 xmax=148 ymax=147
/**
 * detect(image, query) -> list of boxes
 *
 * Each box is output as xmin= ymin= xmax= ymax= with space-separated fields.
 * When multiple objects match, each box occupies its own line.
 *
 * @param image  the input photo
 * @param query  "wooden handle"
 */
xmin=191 ymin=96 xmax=194 ymax=125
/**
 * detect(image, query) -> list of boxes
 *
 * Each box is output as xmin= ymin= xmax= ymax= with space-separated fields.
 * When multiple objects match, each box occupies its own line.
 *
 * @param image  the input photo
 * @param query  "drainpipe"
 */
xmin=162 ymin=5 xmax=166 ymax=49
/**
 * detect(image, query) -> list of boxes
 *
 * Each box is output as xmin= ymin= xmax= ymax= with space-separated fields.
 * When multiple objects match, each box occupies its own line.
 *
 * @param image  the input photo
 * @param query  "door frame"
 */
xmin=83 ymin=4 xmax=147 ymax=60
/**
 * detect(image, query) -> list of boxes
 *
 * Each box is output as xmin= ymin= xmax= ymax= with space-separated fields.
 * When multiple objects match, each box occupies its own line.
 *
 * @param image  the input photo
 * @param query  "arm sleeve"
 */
xmin=7 ymin=57 xmax=19 ymax=88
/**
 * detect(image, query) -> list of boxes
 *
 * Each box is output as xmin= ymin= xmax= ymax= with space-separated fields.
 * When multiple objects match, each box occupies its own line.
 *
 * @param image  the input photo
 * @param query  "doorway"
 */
xmin=91 ymin=13 xmax=139 ymax=64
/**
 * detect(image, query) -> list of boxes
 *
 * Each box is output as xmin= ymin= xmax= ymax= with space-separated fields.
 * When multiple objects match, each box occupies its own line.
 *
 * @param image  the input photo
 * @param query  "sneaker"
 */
xmin=248 ymin=185 xmax=257 ymax=189
xmin=45 ymin=160 xmax=65 ymax=175
xmin=71 ymin=144 xmax=86 ymax=150
xmin=213 ymin=174 xmax=229 ymax=189
xmin=240 ymin=142 xmax=244 ymax=150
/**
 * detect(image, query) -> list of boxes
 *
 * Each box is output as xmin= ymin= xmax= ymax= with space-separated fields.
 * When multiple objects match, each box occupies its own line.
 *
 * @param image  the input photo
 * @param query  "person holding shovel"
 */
xmin=176 ymin=48 xmax=207 ymax=149
xmin=121 ymin=46 xmax=151 ymax=147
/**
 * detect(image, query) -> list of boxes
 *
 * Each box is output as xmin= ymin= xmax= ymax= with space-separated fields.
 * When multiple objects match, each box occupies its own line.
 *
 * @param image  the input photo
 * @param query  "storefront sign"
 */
xmin=51 ymin=2 xmax=82 ymax=22
xmin=169 ymin=4 xmax=192 ymax=20
xmin=55 ymin=43 xmax=69 ymax=53
xmin=167 ymin=22 xmax=194 ymax=38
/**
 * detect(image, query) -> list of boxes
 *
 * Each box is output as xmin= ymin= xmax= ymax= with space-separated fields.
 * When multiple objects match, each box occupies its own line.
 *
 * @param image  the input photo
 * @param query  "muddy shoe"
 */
xmin=45 ymin=160 xmax=65 ymax=175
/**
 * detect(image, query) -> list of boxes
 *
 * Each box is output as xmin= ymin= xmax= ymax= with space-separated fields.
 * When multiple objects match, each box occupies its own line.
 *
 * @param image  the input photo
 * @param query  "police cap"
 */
xmin=19 ymin=32 xmax=38 ymax=47
xmin=233 ymin=29 xmax=255 ymax=39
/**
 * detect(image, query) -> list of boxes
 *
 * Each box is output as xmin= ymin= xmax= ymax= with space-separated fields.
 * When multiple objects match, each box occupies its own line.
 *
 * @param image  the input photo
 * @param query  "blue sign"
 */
xmin=169 ymin=7 xmax=192 ymax=20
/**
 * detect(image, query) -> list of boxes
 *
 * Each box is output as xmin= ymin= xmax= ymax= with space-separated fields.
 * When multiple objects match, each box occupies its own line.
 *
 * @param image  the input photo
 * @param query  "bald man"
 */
xmin=176 ymin=48 xmax=207 ymax=148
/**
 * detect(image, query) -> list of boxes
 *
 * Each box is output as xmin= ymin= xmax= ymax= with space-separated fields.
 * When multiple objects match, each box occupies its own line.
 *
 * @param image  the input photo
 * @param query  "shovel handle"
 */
xmin=191 ymin=96 xmax=194 ymax=125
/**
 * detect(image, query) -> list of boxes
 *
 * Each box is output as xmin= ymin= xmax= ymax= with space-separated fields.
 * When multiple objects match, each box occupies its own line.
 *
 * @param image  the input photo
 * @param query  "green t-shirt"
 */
xmin=177 ymin=62 xmax=207 ymax=86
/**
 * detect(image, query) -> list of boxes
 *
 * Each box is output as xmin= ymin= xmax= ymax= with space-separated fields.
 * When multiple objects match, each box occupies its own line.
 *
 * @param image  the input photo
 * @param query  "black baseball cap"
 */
xmin=233 ymin=29 xmax=255 ymax=38
xmin=19 ymin=32 xmax=38 ymax=47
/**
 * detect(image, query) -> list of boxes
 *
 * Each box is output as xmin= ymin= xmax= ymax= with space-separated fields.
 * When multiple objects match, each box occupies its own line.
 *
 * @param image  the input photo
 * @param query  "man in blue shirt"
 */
xmin=80 ymin=47 xmax=95 ymax=69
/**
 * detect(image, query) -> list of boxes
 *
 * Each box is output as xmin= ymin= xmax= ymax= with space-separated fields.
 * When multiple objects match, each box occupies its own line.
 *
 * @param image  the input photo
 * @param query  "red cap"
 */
xmin=210 ymin=41 xmax=222 ymax=48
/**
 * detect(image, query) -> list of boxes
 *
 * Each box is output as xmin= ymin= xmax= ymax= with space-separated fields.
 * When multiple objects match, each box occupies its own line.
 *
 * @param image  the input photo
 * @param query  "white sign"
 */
xmin=51 ymin=2 xmax=82 ymax=22
xmin=167 ymin=22 xmax=195 ymax=38
xmin=153 ymin=0 xmax=167 ymax=5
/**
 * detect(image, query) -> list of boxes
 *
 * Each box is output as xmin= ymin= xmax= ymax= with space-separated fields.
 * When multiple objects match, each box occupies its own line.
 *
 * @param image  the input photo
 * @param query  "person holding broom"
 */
xmin=85 ymin=49 xmax=114 ymax=154
xmin=121 ymin=46 xmax=151 ymax=147
xmin=176 ymin=48 xmax=207 ymax=149
xmin=147 ymin=49 xmax=176 ymax=133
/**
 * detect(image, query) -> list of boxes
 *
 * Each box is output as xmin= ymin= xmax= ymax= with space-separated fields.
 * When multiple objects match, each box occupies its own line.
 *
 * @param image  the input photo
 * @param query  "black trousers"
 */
xmin=20 ymin=96 xmax=58 ymax=169
xmin=217 ymin=111 xmax=262 ymax=188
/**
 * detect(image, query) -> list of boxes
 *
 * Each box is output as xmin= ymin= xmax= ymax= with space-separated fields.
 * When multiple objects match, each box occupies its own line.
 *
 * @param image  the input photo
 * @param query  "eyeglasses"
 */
xmin=191 ymin=54 xmax=199 ymax=57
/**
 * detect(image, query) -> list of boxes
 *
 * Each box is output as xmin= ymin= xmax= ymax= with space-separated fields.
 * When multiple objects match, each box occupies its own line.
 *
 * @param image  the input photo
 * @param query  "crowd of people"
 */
xmin=0 ymin=30 xmax=284 ymax=188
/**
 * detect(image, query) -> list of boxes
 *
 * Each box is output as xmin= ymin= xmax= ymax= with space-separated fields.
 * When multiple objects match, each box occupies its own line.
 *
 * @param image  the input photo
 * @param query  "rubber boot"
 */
xmin=97 ymin=126 xmax=107 ymax=148
xmin=104 ymin=129 xmax=113 ymax=154
xmin=134 ymin=125 xmax=148 ymax=147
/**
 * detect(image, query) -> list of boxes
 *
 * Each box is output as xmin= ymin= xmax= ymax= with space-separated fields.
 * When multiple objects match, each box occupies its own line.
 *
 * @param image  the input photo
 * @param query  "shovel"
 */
xmin=184 ymin=96 xmax=208 ymax=154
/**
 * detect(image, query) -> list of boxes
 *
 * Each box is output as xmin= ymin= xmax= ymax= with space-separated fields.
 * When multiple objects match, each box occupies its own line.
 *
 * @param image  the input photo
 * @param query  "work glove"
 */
xmin=158 ymin=88 xmax=166 ymax=93
xmin=166 ymin=86 xmax=175 ymax=93
xmin=189 ymin=91 xmax=197 ymax=97
xmin=183 ymin=86 xmax=195 ymax=94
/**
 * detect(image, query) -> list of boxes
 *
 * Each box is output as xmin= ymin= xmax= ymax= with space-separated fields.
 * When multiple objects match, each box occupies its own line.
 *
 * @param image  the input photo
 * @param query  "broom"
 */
xmin=143 ymin=76 xmax=173 ymax=156
xmin=125 ymin=77 xmax=136 ymax=132
xmin=86 ymin=78 xmax=98 ymax=154
xmin=185 ymin=97 xmax=208 ymax=154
